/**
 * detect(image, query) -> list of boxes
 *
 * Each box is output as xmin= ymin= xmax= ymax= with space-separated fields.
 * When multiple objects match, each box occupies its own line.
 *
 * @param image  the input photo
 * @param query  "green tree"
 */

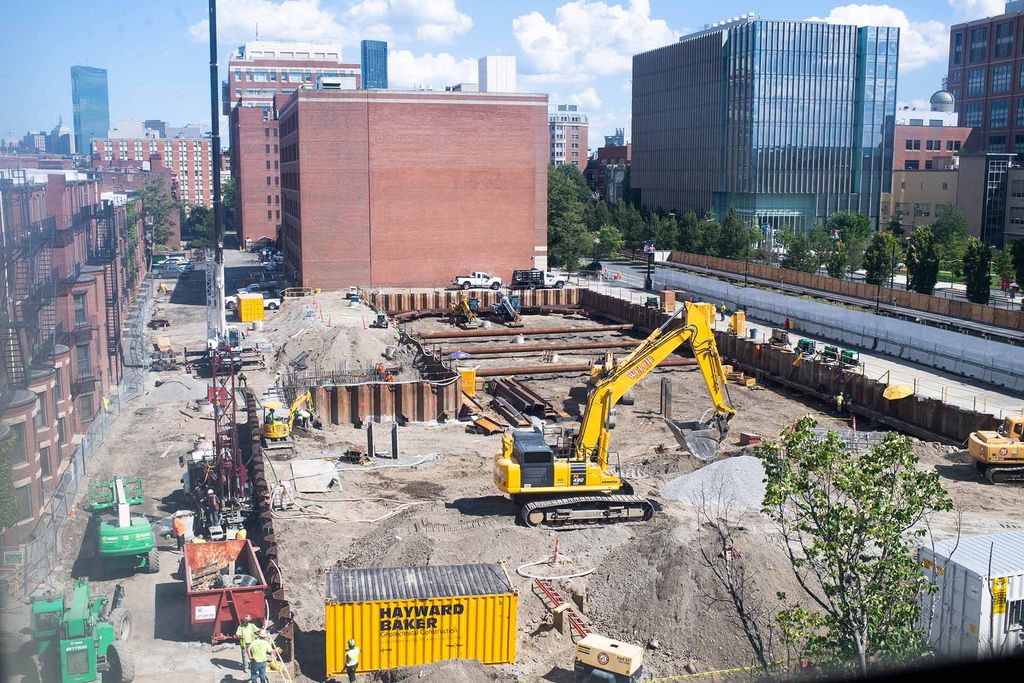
xmin=757 ymin=417 xmax=952 ymax=675
xmin=888 ymin=211 xmax=905 ymax=238
xmin=613 ymin=200 xmax=645 ymax=249
xmin=593 ymin=224 xmax=624 ymax=261
xmin=844 ymin=234 xmax=868 ymax=274
xmin=863 ymin=231 xmax=901 ymax=286
xmin=586 ymin=200 xmax=612 ymax=233
xmin=0 ymin=432 xmax=19 ymax=532
xmin=1012 ymin=239 xmax=1024 ymax=286
xmin=825 ymin=211 xmax=872 ymax=243
xmin=962 ymin=237 xmax=992 ymax=304
xmin=905 ymin=226 xmax=941 ymax=295
xmin=696 ymin=212 xmax=721 ymax=256
xmin=221 ymin=176 xmax=237 ymax=231
xmin=547 ymin=165 xmax=588 ymax=269
xmin=993 ymin=247 xmax=1015 ymax=287
xmin=717 ymin=207 xmax=748 ymax=259
xmin=782 ymin=233 xmax=818 ymax=272
xmin=651 ymin=212 xmax=678 ymax=250
xmin=932 ymin=205 xmax=970 ymax=277
xmin=807 ymin=224 xmax=831 ymax=265
xmin=824 ymin=241 xmax=848 ymax=278
xmin=677 ymin=210 xmax=700 ymax=253
xmin=136 ymin=176 xmax=178 ymax=246
xmin=773 ymin=224 xmax=795 ymax=249
xmin=184 ymin=205 xmax=215 ymax=248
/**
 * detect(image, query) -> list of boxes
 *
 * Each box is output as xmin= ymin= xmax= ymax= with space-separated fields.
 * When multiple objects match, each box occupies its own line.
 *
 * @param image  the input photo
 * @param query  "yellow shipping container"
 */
xmin=238 ymin=293 xmax=265 ymax=323
xmin=325 ymin=563 xmax=517 ymax=676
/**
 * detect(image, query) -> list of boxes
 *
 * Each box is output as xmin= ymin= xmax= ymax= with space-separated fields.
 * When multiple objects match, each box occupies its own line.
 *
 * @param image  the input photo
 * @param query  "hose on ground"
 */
xmin=516 ymin=553 xmax=596 ymax=580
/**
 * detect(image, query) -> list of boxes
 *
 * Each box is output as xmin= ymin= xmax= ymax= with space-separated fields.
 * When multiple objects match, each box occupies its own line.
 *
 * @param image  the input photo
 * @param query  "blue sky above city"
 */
xmin=0 ymin=0 xmax=1009 ymax=145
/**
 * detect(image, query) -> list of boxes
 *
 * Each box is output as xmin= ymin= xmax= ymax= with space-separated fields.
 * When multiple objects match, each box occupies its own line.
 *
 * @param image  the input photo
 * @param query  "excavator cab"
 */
xmin=968 ymin=415 xmax=1024 ymax=483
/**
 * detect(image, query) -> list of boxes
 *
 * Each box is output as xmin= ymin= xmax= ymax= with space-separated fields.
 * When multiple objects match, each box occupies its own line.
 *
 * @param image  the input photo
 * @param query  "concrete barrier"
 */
xmin=648 ymin=269 xmax=1024 ymax=394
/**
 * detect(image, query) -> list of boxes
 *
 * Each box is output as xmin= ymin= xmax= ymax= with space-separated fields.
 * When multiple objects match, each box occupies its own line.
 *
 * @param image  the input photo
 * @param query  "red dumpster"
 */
xmin=183 ymin=539 xmax=268 ymax=642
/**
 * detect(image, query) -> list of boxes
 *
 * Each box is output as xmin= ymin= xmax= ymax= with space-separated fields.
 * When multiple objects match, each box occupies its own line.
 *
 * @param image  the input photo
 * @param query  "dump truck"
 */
xmin=32 ymin=580 xmax=134 ymax=682
xmin=968 ymin=414 xmax=1024 ymax=483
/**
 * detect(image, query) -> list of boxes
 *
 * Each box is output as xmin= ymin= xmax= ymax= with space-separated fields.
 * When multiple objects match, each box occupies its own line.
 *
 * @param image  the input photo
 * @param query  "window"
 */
xmin=943 ymin=182 xmax=949 ymax=190
xmin=1011 ymin=206 xmax=1024 ymax=224
xmin=276 ymin=209 xmax=280 ymax=220
xmin=266 ymin=176 xmax=271 ymax=186
xmin=16 ymin=484 xmax=32 ymax=521
xmin=925 ymin=160 xmax=933 ymax=170
xmin=991 ymin=100 xmax=1009 ymax=128
xmin=1017 ymin=136 xmax=1024 ymax=154
xmin=40 ymin=446 xmax=51 ymax=477
xmin=1012 ymin=180 xmax=1024 ymax=198
xmin=33 ymin=393 xmax=46 ymax=429
xmin=929 ymin=119 xmax=943 ymax=127
xmin=913 ymin=203 xmax=931 ymax=217
xmin=996 ymin=22 xmax=1014 ymax=58
xmin=10 ymin=422 xmax=26 ymax=463
xmin=909 ymin=118 xmax=925 ymax=126
xmin=905 ymin=160 xmax=920 ymax=170
xmin=988 ymin=134 xmax=1008 ymax=151
xmin=267 ymin=194 xmax=272 ymax=204
xmin=78 ymin=395 xmax=92 ymax=419
xmin=992 ymin=64 xmax=1012 ymax=93
xmin=265 ymin=144 xmax=270 ymax=153
xmin=967 ymin=68 xmax=986 ymax=96
xmin=1008 ymin=599 xmax=1024 ymax=631
xmin=970 ymin=27 xmax=988 ymax=62
xmin=953 ymin=32 xmax=963 ymax=64
xmin=965 ymin=101 xmax=983 ymax=127
xmin=73 ymin=292 xmax=87 ymax=324
xmin=905 ymin=139 xmax=914 ymax=150
xmin=267 ymin=210 xmax=272 ymax=220
xmin=54 ymin=368 xmax=63 ymax=400
xmin=57 ymin=418 xmax=65 ymax=446
xmin=75 ymin=344 xmax=90 ymax=375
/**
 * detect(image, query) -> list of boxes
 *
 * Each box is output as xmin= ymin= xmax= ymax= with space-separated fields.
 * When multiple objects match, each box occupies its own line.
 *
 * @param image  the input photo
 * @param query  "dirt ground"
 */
xmin=6 ymin=252 xmax=1022 ymax=683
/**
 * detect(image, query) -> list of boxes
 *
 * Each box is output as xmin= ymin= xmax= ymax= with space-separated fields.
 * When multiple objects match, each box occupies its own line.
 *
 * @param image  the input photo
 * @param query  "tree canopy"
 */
xmin=905 ymin=226 xmax=940 ymax=295
xmin=782 ymin=233 xmax=818 ymax=273
xmin=863 ymin=231 xmax=901 ymax=286
xmin=136 ymin=176 xmax=178 ymax=247
xmin=931 ymin=205 xmax=970 ymax=277
xmin=962 ymin=237 xmax=992 ymax=304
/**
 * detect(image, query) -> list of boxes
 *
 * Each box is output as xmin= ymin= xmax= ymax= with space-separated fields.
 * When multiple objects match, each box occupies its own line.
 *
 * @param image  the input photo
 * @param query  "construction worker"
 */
xmin=274 ymin=371 xmax=281 ymax=386
xmin=238 ymin=371 xmax=248 ymax=387
xmin=246 ymin=630 xmax=277 ymax=683
xmin=205 ymin=488 xmax=222 ymax=529
xmin=384 ymin=371 xmax=394 ymax=383
xmin=834 ymin=392 xmax=845 ymax=415
xmin=172 ymin=513 xmax=186 ymax=552
xmin=236 ymin=614 xmax=258 ymax=671
xmin=344 ymin=638 xmax=360 ymax=682
xmin=719 ymin=302 xmax=727 ymax=321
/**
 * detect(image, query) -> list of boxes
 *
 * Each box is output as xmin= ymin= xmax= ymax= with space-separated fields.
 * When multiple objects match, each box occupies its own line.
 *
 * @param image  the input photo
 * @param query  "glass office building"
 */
xmin=360 ymin=40 xmax=388 ymax=90
xmin=632 ymin=18 xmax=899 ymax=230
xmin=71 ymin=65 xmax=110 ymax=156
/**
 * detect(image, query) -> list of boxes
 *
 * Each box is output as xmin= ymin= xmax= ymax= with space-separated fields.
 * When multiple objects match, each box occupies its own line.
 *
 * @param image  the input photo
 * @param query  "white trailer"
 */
xmin=918 ymin=531 xmax=1024 ymax=659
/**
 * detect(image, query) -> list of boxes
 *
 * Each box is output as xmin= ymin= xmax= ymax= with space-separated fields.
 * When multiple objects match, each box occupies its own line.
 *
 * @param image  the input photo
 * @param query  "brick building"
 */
xmin=91 ymin=138 xmax=213 ymax=208
xmin=278 ymin=89 xmax=548 ymax=289
xmin=947 ymin=2 xmax=1024 ymax=153
xmin=224 ymin=41 xmax=359 ymax=244
xmin=587 ymin=143 xmax=631 ymax=202
xmin=0 ymin=170 xmax=145 ymax=544
xmin=548 ymin=104 xmax=588 ymax=171
xmin=91 ymin=157 xmax=183 ymax=247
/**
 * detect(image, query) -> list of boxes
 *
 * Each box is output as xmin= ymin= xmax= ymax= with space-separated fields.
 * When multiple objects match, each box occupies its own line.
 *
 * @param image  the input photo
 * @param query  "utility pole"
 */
xmin=208 ymin=0 xmax=226 ymax=337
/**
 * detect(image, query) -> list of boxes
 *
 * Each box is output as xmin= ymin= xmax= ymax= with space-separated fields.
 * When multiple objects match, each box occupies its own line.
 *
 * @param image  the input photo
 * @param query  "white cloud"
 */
xmin=387 ymin=49 xmax=477 ymax=89
xmin=513 ymin=0 xmax=679 ymax=81
xmin=808 ymin=5 xmax=946 ymax=72
xmin=570 ymin=87 xmax=603 ymax=109
xmin=190 ymin=0 xmax=472 ymax=47
xmin=947 ymin=0 xmax=1006 ymax=19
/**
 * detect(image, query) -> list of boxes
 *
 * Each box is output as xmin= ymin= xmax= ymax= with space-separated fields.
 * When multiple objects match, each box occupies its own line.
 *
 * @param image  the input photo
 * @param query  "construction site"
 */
xmin=4 ymin=243 xmax=1023 ymax=683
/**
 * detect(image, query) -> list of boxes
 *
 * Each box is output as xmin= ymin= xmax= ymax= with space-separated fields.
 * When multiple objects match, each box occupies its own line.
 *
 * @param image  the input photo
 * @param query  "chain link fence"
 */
xmin=1 ymin=278 xmax=154 ymax=600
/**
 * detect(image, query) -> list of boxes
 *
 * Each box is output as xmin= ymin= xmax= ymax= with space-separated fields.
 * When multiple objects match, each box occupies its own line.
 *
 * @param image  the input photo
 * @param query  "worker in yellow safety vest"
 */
xmin=344 ymin=638 xmax=360 ymax=682
xmin=236 ymin=614 xmax=258 ymax=671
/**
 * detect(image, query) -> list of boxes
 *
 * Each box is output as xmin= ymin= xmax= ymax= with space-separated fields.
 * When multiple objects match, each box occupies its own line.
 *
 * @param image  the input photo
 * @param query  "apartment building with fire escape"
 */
xmin=0 ymin=169 xmax=144 ymax=545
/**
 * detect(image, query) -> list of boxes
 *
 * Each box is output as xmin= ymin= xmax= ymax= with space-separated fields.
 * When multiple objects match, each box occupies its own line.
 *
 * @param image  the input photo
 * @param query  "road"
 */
xmin=575 ymin=261 xmax=1023 ymax=421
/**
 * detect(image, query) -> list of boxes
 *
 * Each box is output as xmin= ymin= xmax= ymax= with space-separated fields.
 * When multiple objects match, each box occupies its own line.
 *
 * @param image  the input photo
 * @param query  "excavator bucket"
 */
xmin=664 ymin=419 xmax=722 ymax=461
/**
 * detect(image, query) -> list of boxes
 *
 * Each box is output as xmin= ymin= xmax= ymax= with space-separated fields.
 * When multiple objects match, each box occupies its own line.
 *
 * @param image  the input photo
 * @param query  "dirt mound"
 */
xmin=375 ymin=659 xmax=515 ymax=682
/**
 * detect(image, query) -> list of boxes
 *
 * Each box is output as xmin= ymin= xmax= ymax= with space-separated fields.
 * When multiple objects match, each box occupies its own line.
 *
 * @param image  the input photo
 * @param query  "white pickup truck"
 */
xmin=225 ymin=290 xmax=282 ymax=310
xmin=453 ymin=272 xmax=503 ymax=290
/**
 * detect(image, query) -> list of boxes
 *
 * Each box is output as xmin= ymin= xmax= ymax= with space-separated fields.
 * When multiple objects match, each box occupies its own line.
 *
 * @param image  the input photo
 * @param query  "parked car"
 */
xmin=453 ymin=272 xmax=502 ymax=290
xmin=510 ymin=269 xmax=566 ymax=290
xmin=158 ymin=256 xmax=190 ymax=266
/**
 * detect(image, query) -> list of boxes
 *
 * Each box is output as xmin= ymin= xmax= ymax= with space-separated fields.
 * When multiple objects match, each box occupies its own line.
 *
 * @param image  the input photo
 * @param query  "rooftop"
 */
xmin=233 ymin=40 xmax=342 ymax=63
xmin=930 ymin=531 xmax=1024 ymax=578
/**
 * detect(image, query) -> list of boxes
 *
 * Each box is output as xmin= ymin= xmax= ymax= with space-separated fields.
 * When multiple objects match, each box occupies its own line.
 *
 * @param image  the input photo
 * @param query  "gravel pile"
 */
xmin=660 ymin=455 xmax=766 ymax=512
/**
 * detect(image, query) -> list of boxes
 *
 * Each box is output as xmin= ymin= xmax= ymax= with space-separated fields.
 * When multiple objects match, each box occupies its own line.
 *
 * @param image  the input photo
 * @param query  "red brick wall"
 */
xmin=231 ymin=106 xmax=280 ymax=245
xmin=894 ymin=125 xmax=973 ymax=169
xmin=281 ymin=90 xmax=548 ymax=289
xmin=91 ymin=139 xmax=212 ymax=207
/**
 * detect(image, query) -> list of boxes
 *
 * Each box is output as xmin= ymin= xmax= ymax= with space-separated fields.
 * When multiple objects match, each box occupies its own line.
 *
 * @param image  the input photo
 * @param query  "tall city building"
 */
xmin=91 ymin=138 xmax=213 ymax=208
xmin=604 ymin=128 xmax=625 ymax=147
xmin=278 ymin=89 xmax=548 ymax=288
xmin=548 ymin=104 xmax=588 ymax=171
xmin=223 ymin=41 xmax=358 ymax=243
xmin=47 ymin=118 xmax=75 ymax=155
xmin=479 ymin=56 xmax=517 ymax=93
xmin=70 ymin=66 xmax=110 ymax=156
xmin=947 ymin=2 xmax=1024 ymax=154
xmin=632 ymin=15 xmax=899 ymax=231
xmin=361 ymin=40 xmax=388 ymax=89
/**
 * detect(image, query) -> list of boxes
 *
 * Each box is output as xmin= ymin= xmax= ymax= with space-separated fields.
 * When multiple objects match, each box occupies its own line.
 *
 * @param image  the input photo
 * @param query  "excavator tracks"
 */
xmin=983 ymin=465 xmax=1024 ymax=484
xmin=518 ymin=494 xmax=655 ymax=530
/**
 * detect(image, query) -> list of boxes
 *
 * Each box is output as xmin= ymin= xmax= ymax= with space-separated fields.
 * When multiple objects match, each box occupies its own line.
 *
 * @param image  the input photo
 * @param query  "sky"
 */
xmin=0 ymin=0 xmax=1010 ymax=146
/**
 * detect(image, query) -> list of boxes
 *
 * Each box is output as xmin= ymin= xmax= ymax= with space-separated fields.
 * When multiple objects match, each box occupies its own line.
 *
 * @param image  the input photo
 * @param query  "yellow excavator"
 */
xmin=968 ymin=414 xmax=1024 ymax=483
xmin=262 ymin=390 xmax=316 ymax=452
xmin=494 ymin=301 xmax=736 ymax=528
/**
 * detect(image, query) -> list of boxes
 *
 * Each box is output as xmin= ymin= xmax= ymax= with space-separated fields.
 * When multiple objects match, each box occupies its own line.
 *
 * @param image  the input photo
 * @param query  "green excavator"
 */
xmin=31 ymin=580 xmax=134 ymax=682
xmin=87 ymin=477 xmax=158 ymax=575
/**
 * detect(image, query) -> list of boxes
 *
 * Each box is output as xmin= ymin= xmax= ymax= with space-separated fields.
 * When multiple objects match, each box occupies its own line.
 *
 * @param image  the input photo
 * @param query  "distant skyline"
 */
xmin=0 ymin=0 xmax=1007 ymax=146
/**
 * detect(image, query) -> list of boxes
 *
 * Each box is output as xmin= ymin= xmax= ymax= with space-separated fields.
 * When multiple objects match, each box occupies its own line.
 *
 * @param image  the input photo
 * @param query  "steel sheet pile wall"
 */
xmin=243 ymin=389 xmax=296 ymax=664
xmin=580 ymin=290 xmax=1002 ymax=444
xmin=669 ymin=251 xmax=1024 ymax=332
xmin=311 ymin=375 xmax=461 ymax=426
xmin=371 ymin=287 xmax=579 ymax=315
